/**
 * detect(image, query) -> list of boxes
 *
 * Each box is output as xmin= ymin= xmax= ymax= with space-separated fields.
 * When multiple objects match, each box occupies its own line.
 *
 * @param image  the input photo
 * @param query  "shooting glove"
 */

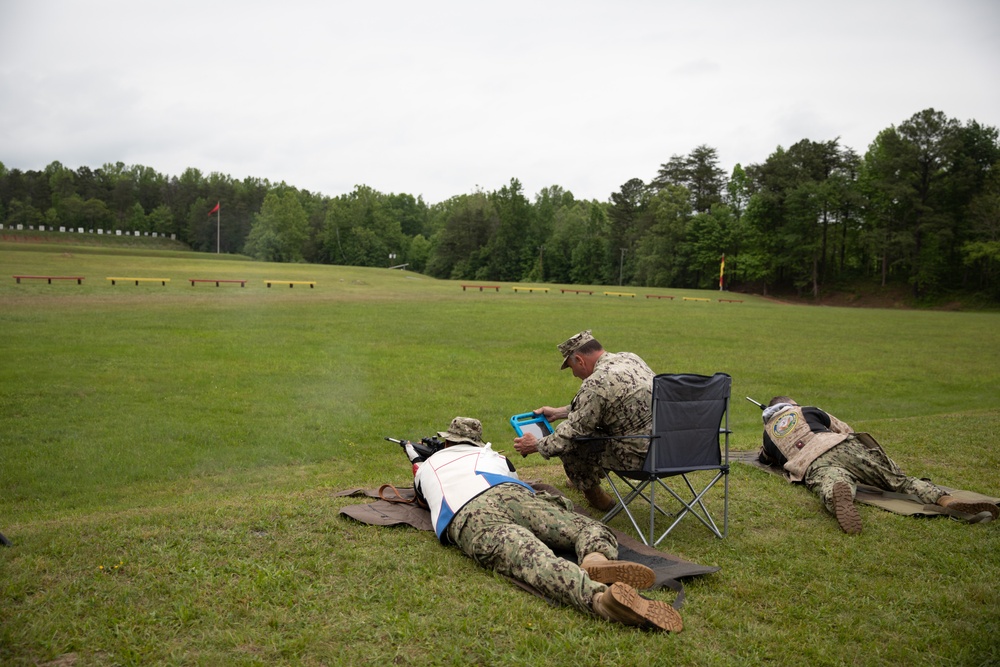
xmin=403 ymin=441 xmax=425 ymax=464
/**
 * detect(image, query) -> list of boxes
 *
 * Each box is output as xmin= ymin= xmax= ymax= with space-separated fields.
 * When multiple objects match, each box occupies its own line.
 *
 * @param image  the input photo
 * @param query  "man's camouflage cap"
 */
xmin=558 ymin=329 xmax=594 ymax=370
xmin=437 ymin=416 xmax=486 ymax=446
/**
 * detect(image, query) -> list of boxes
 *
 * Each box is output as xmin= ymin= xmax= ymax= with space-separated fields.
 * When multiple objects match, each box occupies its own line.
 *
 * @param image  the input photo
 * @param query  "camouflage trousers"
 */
xmin=446 ymin=484 xmax=617 ymax=613
xmin=804 ymin=436 xmax=945 ymax=515
xmin=561 ymin=438 xmax=648 ymax=492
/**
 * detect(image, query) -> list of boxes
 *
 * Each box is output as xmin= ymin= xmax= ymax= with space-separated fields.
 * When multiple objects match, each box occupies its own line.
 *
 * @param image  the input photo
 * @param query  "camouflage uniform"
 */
xmin=762 ymin=404 xmax=946 ymax=517
xmin=446 ymin=484 xmax=617 ymax=612
xmin=804 ymin=436 xmax=946 ymax=515
xmin=415 ymin=417 xmax=617 ymax=614
xmin=537 ymin=351 xmax=654 ymax=491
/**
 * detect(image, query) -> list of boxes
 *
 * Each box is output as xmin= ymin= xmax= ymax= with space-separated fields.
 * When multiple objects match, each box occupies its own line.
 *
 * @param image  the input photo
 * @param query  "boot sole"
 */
xmin=608 ymin=583 xmax=683 ymax=633
xmin=832 ymin=482 xmax=862 ymax=534
xmin=584 ymin=561 xmax=656 ymax=590
xmin=944 ymin=501 xmax=999 ymax=520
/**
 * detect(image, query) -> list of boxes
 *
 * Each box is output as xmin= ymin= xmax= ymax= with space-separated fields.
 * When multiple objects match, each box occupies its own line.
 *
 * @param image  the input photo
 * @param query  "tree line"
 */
xmin=2 ymin=107 xmax=998 ymax=300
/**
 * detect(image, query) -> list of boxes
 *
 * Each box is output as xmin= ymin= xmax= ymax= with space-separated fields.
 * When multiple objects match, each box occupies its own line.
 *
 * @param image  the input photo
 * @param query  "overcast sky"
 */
xmin=2 ymin=1 xmax=998 ymax=204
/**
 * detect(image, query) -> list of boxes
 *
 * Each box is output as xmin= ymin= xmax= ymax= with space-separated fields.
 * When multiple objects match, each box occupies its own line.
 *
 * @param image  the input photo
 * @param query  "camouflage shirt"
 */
xmin=537 ymin=351 xmax=654 ymax=459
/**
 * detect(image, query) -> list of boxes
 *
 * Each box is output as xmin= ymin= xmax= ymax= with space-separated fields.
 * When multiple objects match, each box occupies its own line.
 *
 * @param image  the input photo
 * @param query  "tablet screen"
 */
xmin=510 ymin=413 xmax=554 ymax=438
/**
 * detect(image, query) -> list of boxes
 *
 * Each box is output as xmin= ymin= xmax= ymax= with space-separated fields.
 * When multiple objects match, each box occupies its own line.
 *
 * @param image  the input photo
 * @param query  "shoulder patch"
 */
xmin=772 ymin=412 xmax=797 ymax=437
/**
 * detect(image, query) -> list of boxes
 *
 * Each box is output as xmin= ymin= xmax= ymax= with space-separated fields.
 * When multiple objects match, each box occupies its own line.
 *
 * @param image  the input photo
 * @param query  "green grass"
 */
xmin=1 ymin=242 xmax=999 ymax=666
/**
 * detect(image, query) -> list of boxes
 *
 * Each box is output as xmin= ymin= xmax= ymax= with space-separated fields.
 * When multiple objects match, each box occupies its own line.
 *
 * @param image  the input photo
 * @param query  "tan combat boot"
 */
xmin=583 ymin=486 xmax=616 ymax=513
xmin=938 ymin=495 xmax=999 ymax=521
xmin=832 ymin=481 xmax=862 ymax=534
xmin=592 ymin=582 xmax=683 ymax=633
xmin=581 ymin=552 xmax=655 ymax=590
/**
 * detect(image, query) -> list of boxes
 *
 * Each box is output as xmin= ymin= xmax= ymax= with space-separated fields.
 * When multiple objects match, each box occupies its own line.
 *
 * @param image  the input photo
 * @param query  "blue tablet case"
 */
xmin=510 ymin=412 xmax=554 ymax=438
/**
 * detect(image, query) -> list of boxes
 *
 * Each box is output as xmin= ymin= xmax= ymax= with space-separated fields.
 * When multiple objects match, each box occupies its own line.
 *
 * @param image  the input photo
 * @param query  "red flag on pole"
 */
xmin=208 ymin=202 xmax=220 ymax=216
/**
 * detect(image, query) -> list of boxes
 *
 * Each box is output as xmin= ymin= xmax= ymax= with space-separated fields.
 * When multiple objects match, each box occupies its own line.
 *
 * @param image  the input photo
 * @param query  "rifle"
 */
xmin=745 ymin=396 xmax=765 ymax=410
xmin=385 ymin=436 xmax=446 ymax=462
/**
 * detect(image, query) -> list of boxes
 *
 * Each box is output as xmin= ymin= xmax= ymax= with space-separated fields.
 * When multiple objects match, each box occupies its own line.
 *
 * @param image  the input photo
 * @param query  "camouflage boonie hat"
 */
xmin=558 ymin=330 xmax=594 ymax=369
xmin=437 ymin=417 xmax=486 ymax=446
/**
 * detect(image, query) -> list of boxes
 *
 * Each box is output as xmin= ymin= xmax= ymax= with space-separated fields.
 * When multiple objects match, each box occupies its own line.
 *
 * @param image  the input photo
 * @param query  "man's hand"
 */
xmin=513 ymin=432 xmax=539 ymax=458
xmin=402 ymin=441 xmax=425 ymax=464
xmin=535 ymin=406 xmax=570 ymax=421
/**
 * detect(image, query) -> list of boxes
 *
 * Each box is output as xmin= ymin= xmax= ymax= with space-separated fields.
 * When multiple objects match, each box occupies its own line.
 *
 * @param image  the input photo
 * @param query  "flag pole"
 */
xmin=207 ymin=202 xmax=221 ymax=252
xmin=719 ymin=254 xmax=725 ymax=291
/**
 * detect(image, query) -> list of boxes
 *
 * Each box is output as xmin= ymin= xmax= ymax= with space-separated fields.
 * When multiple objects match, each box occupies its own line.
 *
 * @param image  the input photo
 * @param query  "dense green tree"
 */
xmin=133 ymin=164 xmax=166 ymax=214
xmin=633 ymin=184 xmax=691 ymax=287
xmin=425 ymin=192 xmax=498 ymax=280
xmin=385 ymin=192 xmax=429 ymax=238
xmin=858 ymin=109 xmax=990 ymax=297
xmin=860 ymin=128 xmax=911 ymax=287
xmin=125 ymin=202 xmax=147 ymax=233
xmin=961 ymin=163 xmax=1000 ymax=297
xmin=528 ymin=195 xmax=594 ymax=284
xmin=725 ymin=163 xmax=750 ymax=219
xmin=320 ymin=185 xmax=403 ymax=267
xmin=741 ymin=139 xmax=859 ymax=295
xmin=46 ymin=161 xmax=76 ymax=209
xmin=570 ymin=203 xmax=610 ymax=285
xmin=652 ymin=145 xmax=725 ymax=213
xmin=147 ymin=204 xmax=175 ymax=237
xmin=244 ymin=189 xmax=309 ymax=262
xmin=483 ymin=178 xmax=533 ymax=281
xmin=4 ymin=199 xmax=44 ymax=228
xmin=687 ymin=205 xmax=739 ymax=289
xmin=526 ymin=186 xmax=573 ymax=282
xmin=608 ymin=178 xmax=649 ymax=285
xmin=892 ymin=109 xmax=962 ymax=296
xmin=406 ymin=234 xmax=432 ymax=272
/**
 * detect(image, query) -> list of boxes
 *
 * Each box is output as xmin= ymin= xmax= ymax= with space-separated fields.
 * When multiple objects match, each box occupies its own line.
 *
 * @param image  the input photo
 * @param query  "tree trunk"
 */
xmin=812 ymin=256 xmax=819 ymax=298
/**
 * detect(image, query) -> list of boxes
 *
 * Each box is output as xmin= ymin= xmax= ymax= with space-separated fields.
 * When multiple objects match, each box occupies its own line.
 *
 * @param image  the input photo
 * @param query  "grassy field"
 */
xmin=1 ymin=241 xmax=998 ymax=667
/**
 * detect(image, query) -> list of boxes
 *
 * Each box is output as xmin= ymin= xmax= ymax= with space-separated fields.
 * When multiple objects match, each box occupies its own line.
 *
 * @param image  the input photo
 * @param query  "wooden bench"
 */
xmin=603 ymin=291 xmax=636 ymax=298
xmin=107 ymin=277 xmax=170 ymax=286
xmin=265 ymin=280 xmax=316 ymax=288
xmin=512 ymin=287 xmax=550 ymax=293
xmin=719 ymin=298 xmax=743 ymax=303
xmin=13 ymin=275 xmax=84 ymax=284
xmin=682 ymin=297 xmax=710 ymax=302
xmin=645 ymin=294 xmax=675 ymax=300
xmin=189 ymin=279 xmax=247 ymax=287
xmin=560 ymin=289 xmax=593 ymax=295
xmin=461 ymin=284 xmax=501 ymax=292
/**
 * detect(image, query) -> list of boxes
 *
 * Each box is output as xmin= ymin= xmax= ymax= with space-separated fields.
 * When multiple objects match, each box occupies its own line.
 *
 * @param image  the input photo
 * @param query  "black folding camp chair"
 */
xmin=591 ymin=372 xmax=732 ymax=546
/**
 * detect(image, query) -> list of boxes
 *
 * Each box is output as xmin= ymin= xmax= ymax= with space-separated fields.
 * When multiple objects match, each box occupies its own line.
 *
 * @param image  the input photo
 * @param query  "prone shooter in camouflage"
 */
xmin=407 ymin=416 xmax=682 ymax=632
xmin=760 ymin=397 xmax=1000 ymax=533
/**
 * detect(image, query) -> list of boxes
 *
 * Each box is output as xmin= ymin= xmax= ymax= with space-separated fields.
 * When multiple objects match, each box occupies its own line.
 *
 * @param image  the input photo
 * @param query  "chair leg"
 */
xmin=722 ymin=471 xmax=729 ymax=538
xmin=652 ymin=474 xmax=726 ymax=544
xmin=603 ymin=474 xmax=677 ymax=546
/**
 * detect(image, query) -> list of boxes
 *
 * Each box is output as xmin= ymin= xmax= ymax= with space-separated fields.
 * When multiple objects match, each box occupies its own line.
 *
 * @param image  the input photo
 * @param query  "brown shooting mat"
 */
xmin=336 ymin=482 xmax=720 ymax=606
xmin=731 ymin=450 xmax=1000 ymax=519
